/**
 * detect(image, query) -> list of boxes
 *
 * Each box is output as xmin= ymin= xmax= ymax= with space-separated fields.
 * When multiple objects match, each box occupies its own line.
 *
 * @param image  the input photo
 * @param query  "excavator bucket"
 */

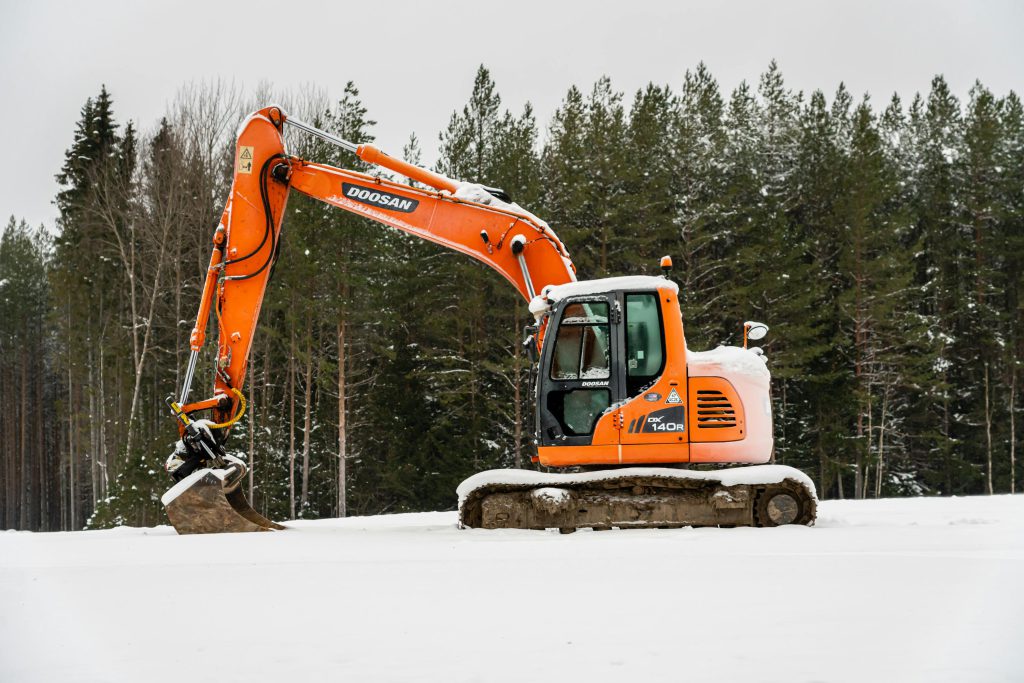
xmin=162 ymin=468 xmax=284 ymax=534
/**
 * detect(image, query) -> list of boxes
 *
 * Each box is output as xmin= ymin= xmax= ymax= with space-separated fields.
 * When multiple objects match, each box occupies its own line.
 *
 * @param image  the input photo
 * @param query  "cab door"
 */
xmin=537 ymin=296 xmax=621 ymax=447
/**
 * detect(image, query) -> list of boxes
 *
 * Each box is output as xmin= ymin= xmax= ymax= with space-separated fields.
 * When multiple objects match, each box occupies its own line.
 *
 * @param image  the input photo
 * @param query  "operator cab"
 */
xmin=531 ymin=276 xmax=672 ymax=448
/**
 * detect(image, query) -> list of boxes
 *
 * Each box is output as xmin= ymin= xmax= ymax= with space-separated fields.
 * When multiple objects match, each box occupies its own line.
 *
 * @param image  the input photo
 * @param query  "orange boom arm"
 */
xmin=177 ymin=106 xmax=576 ymax=426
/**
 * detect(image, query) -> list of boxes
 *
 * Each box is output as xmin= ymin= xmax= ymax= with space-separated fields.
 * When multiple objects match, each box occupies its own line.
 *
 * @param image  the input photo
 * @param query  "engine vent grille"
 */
xmin=695 ymin=390 xmax=737 ymax=429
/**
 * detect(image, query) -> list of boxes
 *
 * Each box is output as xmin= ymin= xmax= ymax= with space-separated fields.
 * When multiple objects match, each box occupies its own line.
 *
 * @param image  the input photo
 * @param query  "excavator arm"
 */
xmin=162 ymin=106 xmax=575 ymax=533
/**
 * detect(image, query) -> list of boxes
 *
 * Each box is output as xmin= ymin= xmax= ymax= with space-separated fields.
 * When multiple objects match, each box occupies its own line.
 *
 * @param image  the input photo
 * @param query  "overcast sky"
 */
xmin=1 ymin=0 xmax=1021 ymax=230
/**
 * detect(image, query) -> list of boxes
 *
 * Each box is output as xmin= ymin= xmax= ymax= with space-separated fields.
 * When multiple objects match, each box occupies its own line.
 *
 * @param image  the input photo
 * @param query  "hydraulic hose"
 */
xmin=209 ymin=388 xmax=247 ymax=429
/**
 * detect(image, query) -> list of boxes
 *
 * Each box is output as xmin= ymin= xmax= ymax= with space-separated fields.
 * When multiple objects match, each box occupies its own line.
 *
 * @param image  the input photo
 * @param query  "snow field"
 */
xmin=1 ymin=494 xmax=1022 ymax=682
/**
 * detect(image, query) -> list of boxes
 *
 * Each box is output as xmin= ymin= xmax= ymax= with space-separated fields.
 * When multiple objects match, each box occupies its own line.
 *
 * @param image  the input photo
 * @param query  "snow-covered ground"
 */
xmin=1 ymin=495 xmax=1022 ymax=682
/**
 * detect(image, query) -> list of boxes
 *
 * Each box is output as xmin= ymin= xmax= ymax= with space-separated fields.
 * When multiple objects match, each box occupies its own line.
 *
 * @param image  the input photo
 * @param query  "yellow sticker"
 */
xmin=238 ymin=146 xmax=254 ymax=174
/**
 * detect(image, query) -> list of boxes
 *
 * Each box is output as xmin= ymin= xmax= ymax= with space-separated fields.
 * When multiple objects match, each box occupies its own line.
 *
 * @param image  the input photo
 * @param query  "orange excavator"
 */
xmin=161 ymin=105 xmax=816 ymax=534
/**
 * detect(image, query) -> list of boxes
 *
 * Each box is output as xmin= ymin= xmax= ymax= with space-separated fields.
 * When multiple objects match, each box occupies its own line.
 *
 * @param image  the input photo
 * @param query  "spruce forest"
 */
xmin=2 ymin=62 xmax=1022 ymax=532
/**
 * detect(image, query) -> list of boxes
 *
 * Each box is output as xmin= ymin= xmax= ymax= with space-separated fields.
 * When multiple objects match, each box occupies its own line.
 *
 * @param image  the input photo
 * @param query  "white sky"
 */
xmin=1 ymin=0 xmax=1021 ymax=230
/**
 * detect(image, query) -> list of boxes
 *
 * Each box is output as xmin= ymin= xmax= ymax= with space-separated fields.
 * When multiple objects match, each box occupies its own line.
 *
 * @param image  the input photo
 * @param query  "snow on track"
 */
xmin=1 ymin=495 xmax=1022 ymax=682
xmin=457 ymin=463 xmax=817 ymax=505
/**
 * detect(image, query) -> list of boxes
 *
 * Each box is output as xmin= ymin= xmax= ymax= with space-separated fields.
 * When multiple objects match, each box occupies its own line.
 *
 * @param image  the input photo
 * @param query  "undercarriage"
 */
xmin=458 ymin=465 xmax=817 ymax=531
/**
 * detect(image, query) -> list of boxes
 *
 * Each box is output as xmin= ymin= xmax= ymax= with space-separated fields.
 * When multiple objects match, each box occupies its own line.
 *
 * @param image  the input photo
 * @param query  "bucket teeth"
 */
xmin=163 ymin=468 xmax=284 ymax=534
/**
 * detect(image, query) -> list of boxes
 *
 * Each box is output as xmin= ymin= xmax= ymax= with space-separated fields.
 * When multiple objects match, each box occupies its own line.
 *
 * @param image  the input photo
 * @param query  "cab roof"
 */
xmin=529 ymin=276 xmax=677 ymax=316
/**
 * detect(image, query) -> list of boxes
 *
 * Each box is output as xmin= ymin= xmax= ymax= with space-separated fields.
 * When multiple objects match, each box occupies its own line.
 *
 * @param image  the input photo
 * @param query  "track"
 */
xmin=458 ymin=464 xmax=817 ymax=531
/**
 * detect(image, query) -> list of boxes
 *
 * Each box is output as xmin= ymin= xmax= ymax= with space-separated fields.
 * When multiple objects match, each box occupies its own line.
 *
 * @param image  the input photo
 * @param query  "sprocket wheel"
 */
xmin=754 ymin=480 xmax=816 ymax=527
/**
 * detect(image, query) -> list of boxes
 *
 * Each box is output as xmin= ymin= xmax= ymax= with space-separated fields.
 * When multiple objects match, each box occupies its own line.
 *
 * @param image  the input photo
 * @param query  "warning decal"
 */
xmin=238 ymin=146 xmax=254 ymax=175
xmin=665 ymin=388 xmax=682 ymax=404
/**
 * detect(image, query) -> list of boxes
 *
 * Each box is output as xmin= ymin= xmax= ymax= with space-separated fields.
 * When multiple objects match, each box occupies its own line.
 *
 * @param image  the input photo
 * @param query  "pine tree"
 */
xmin=787 ymin=86 xmax=856 ymax=496
xmin=52 ymin=85 xmax=132 ymax=523
xmin=0 ymin=218 xmax=55 ymax=529
xmin=619 ymin=83 xmax=677 ymax=268
xmin=430 ymin=65 xmax=525 ymax=493
xmin=835 ymin=97 xmax=917 ymax=497
xmin=998 ymin=92 xmax=1024 ymax=493
xmin=908 ymin=77 xmax=971 ymax=494
xmin=541 ymin=85 xmax=589 ymax=268
xmin=674 ymin=63 xmax=729 ymax=346
xmin=960 ymin=82 xmax=1006 ymax=494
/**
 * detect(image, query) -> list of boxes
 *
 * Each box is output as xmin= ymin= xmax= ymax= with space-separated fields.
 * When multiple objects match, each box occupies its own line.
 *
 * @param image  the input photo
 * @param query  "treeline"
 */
xmin=1 ymin=63 xmax=1020 ymax=531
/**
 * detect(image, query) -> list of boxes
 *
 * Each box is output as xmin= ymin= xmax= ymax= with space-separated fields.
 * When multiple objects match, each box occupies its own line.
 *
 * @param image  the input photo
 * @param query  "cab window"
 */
xmin=550 ymin=302 xmax=610 ymax=380
xmin=625 ymin=293 xmax=664 ymax=396
xmin=548 ymin=388 xmax=611 ymax=436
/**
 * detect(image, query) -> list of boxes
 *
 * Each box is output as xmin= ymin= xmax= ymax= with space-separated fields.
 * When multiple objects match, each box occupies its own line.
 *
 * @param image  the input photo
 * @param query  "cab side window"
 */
xmin=624 ymin=293 xmax=664 ymax=396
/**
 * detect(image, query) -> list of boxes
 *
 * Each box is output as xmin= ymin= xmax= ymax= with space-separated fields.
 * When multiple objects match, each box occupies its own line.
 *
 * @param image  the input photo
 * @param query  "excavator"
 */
xmin=160 ymin=105 xmax=817 ymax=534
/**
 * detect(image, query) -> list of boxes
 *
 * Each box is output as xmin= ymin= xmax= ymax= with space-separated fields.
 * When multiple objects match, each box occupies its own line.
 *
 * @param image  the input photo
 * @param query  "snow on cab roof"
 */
xmin=545 ymin=275 xmax=676 ymax=300
xmin=529 ymin=276 xmax=677 ymax=316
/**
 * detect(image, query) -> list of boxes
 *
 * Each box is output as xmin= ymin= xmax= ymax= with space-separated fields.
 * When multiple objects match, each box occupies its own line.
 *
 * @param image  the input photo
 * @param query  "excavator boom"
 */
xmin=189 ymin=107 xmax=573 ymax=416
xmin=163 ymin=106 xmax=576 ymax=533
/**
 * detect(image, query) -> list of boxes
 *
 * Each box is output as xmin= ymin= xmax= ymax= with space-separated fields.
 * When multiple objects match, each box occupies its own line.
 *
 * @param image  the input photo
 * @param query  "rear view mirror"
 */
xmin=744 ymin=321 xmax=768 ymax=348
xmin=746 ymin=322 xmax=768 ymax=340
xmin=523 ymin=325 xmax=539 ymax=363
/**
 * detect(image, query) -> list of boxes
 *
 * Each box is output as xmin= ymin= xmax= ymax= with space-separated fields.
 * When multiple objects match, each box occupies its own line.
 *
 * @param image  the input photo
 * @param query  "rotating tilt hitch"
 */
xmin=164 ymin=389 xmax=248 ymax=485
